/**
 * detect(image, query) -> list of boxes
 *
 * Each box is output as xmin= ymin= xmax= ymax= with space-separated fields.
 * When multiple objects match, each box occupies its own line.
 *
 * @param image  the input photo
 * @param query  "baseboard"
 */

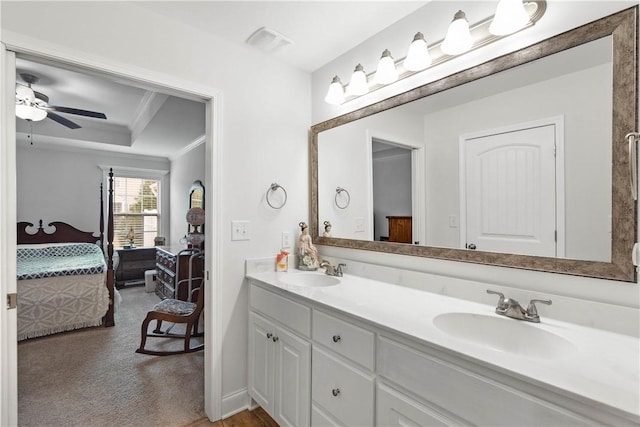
xmin=222 ymin=388 xmax=250 ymax=419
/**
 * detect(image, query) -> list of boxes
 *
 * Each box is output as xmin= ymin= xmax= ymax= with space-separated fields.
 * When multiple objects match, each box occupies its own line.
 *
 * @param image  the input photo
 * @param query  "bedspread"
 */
xmin=17 ymin=243 xmax=109 ymax=340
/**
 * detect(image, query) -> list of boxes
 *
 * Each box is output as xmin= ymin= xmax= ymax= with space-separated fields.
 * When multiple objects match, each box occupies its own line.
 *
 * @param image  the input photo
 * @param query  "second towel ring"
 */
xmin=267 ymin=183 xmax=287 ymax=209
xmin=335 ymin=187 xmax=351 ymax=209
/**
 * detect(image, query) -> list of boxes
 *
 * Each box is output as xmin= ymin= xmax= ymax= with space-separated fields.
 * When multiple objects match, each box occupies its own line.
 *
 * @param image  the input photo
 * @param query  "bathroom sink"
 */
xmin=280 ymin=273 xmax=340 ymax=287
xmin=433 ymin=312 xmax=575 ymax=359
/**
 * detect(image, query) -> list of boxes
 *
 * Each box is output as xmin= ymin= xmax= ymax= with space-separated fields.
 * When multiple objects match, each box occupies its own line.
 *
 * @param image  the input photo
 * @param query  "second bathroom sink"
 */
xmin=433 ymin=312 xmax=575 ymax=359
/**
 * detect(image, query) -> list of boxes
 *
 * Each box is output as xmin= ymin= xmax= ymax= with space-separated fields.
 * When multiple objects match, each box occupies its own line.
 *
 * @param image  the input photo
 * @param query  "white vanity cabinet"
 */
xmin=247 ymin=274 xmax=639 ymax=427
xmin=311 ymin=309 xmax=376 ymax=426
xmin=248 ymin=284 xmax=311 ymax=427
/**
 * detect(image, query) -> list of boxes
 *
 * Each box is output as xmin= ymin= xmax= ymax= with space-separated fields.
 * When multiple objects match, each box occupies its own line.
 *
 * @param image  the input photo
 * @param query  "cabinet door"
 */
xmin=274 ymin=325 xmax=311 ymax=427
xmin=248 ymin=312 xmax=275 ymax=413
xmin=377 ymin=383 xmax=453 ymax=426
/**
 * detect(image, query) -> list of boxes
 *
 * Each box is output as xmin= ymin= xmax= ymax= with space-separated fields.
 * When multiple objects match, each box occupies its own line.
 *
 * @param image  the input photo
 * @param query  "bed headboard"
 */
xmin=17 ymin=220 xmax=101 ymax=245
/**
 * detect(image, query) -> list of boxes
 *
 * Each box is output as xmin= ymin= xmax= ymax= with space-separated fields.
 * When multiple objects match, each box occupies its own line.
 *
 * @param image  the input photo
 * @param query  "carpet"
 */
xmin=18 ymin=286 xmax=206 ymax=427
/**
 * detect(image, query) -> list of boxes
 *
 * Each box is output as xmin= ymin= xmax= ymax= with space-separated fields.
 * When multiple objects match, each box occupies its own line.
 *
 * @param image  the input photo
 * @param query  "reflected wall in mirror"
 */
xmin=311 ymin=7 xmax=637 ymax=282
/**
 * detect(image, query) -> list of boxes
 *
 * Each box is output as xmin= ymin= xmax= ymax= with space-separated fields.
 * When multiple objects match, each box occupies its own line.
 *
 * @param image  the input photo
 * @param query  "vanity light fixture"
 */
xmin=489 ymin=0 xmax=530 ymax=35
xmin=324 ymin=76 xmax=346 ymax=105
xmin=323 ymin=0 xmax=546 ymax=105
xmin=404 ymin=32 xmax=432 ymax=72
xmin=441 ymin=10 xmax=473 ymax=55
xmin=347 ymin=64 xmax=369 ymax=96
xmin=374 ymin=49 xmax=398 ymax=85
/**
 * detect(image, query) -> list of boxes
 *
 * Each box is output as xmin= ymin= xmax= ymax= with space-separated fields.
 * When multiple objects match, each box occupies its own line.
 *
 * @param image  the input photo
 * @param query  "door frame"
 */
xmin=366 ymin=129 xmax=425 ymax=245
xmin=458 ymin=116 xmax=566 ymax=256
xmin=0 ymin=36 xmax=223 ymax=424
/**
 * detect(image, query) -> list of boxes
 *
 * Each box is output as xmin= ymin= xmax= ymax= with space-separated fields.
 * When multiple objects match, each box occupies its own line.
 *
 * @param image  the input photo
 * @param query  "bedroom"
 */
xmin=16 ymin=52 xmax=205 ymax=423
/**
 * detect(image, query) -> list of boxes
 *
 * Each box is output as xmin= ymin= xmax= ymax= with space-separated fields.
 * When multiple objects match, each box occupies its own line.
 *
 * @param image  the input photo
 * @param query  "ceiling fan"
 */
xmin=15 ymin=73 xmax=107 ymax=129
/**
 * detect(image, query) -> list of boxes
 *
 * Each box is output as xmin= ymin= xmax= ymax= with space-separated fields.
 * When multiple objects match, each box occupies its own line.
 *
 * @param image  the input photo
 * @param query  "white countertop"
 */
xmin=246 ymin=269 xmax=640 ymax=420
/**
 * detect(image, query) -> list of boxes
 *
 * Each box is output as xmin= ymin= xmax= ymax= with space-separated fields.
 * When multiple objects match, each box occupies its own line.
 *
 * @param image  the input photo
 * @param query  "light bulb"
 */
xmin=15 ymin=84 xmax=35 ymax=104
xmin=16 ymin=104 xmax=47 ymax=121
xmin=374 ymin=49 xmax=398 ymax=85
xmin=324 ymin=76 xmax=345 ymax=105
xmin=441 ymin=10 xmax=473 ymax=56
xmin=404 ymin=32 xmax=432 ymax=72
xmin=347 ymin=64 xmax=369 ymax=96
xmin=489 ymin=0 xmax=530 ymax=36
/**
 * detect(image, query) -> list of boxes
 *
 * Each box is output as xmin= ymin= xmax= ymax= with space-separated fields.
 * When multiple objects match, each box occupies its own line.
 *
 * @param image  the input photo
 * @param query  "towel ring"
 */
xmin=335 ymin=187 xmax=351 ymax=209
xmin=266 ymin=183 xmax=287 ymax=209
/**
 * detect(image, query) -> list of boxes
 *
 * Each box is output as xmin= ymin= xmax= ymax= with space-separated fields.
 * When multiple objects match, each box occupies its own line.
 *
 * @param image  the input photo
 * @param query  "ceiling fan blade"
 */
xmin=47 ymin=105 xmax=107 ymax=119
xmin=47 ymin=112 xmax=81 ymax=129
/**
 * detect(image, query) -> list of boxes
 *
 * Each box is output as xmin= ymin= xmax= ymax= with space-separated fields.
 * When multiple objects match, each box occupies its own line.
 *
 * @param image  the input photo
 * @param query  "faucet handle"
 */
xmin=525 ymin=299 xmax=552 ymax=322
xmin=486 ymin=289 xmax=506 ymax=308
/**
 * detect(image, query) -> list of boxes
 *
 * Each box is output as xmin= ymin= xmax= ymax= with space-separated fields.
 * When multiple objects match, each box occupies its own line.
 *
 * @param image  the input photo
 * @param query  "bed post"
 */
xmin=99 ymin=183 xmax=105 ymax=255
xmin=104 ymin=169 xmax=115 ymax=327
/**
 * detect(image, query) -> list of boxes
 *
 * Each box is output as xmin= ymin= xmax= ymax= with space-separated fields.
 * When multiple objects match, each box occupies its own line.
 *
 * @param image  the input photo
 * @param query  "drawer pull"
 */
xmin=332 ymin=335 xmax=341 ymax=343
xmin=331 ymin=388 xmax=340 ymax=397
xmin=272 ymin=335 xmax=279 ymax=342
xmin=266 ymin=332 xmax=273 ymax=339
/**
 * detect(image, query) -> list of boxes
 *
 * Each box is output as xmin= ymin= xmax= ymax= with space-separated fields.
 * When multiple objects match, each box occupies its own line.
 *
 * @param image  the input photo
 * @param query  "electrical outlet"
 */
xmin=355 ymin=217 xmax=365 ymax=232
xmin=282 ymin=231 xmax=291 ymax=249
xmin=231 ymin=220 xmax=251 ymax=241
xmin=448 ymin=215 xmax=458 ymax=228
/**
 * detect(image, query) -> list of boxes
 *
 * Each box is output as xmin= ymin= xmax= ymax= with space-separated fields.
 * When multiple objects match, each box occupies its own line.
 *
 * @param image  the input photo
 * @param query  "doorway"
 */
xmin=0 ymin=45 xmax=222 ymax=424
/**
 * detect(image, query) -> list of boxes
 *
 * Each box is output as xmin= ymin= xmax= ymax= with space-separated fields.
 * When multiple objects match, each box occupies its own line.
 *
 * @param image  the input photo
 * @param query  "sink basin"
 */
xmin=433 ymin=312 xmax=575 ymax=359
xmin=280 ymin=273 xmax=340 ymax=287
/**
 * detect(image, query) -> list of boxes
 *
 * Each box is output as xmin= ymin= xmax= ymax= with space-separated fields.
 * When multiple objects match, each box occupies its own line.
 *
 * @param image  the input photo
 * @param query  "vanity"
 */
xmin=247 ymin=266 xmax=639 ymax=426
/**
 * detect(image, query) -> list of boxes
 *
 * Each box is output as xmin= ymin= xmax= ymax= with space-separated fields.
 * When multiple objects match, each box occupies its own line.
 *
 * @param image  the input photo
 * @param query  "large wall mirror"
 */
xmin=311 ymin=7 xmax=637 ymax=282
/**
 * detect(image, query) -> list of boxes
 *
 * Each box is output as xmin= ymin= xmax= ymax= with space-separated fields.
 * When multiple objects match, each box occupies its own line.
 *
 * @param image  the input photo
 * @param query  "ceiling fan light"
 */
xmin=374 ymin=49 xmax=398 ymax=85
xmin=324 ymin=75 xmax=345 ymax=105
xmin=16 ymin=104 xmax=47 ymax=121
xmin=489 ymin=0 xmax=530 ymax=36
xmin=15 ymin=84 xmax=35 ymax=104
xmin=404 ymin=32 xmax=432 ymax=72
xmin=347 ymin=64 xmax=369 ymax=96
xmin=441 ymin=10 xmax=473 ymax=56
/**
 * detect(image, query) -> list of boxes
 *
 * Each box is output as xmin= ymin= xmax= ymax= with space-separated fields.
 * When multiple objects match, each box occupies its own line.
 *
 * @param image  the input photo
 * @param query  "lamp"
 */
xmin=347 ymin=64 xmax=369 ymax=96
xmin=404 ymin=32 xmax=432 ymax=72
xmin=489 ymin=0 xmax=530 ymax=35
xmin=374 ymin=49 xmax=398 ymax=85
xmin=324 ymin=75 xmax=345 ymax=105
xmin=15 ymin=104 xmax=47 ymax=121
xmin=441 ymin=10 xmax=473 ymax=56
xmin=323 ymin=1 xmax=546 ymax=105
xmin=15 ymin=84 xmax=48 ymax=122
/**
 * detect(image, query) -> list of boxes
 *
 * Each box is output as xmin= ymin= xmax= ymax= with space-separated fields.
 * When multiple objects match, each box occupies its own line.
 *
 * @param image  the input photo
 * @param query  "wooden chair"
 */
xmin=136 ymin=251 xmax=204 ymax=356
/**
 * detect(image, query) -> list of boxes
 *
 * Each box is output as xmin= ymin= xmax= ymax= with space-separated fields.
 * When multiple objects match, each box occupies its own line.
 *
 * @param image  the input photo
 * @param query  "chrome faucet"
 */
xmin=320 ymin=261 xmax=346 ymax=277
xmin=486 ymin=290 xmax=552 ymax=323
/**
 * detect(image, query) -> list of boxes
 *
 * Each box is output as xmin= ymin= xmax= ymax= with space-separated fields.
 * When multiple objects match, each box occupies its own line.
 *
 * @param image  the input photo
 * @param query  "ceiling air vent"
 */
xmin=246 ymin=27 xmax=293 ymax=53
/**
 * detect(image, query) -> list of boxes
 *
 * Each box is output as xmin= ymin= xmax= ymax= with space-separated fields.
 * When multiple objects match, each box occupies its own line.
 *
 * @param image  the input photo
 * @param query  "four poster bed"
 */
xmin=16 ymin=169 xmax=116 ymax=340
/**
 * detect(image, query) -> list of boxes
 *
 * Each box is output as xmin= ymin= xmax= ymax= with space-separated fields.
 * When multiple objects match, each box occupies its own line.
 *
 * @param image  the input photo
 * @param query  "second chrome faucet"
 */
xmin=486 ymin=289 xmax=552 ymax=323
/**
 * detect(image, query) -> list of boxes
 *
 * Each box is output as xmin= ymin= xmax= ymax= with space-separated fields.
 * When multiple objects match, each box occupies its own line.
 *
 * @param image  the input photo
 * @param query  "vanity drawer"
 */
xmin=312 ymin=346 xmax=374 ymax=427
xmin=312 ymin=309 xmax=375 ymax=370
xmin=250 ymin=283 xmax=311 ymax=337
xmin=377 ymin=336 xmax=591 ymax=426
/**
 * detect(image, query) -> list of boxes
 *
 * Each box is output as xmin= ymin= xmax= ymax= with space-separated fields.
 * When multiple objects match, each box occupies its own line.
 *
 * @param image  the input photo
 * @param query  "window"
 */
xmin=113 ymin=176 xmax=160 ymax=248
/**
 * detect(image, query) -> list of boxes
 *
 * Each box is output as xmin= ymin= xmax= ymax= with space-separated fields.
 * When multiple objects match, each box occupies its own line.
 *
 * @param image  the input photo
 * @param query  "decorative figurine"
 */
xmin=323 ymin=221 xmax=332 ymax=237
xmin=298 ymin=221 xmax=319 ymax=270
xmin=126 ymin=227 xmax=135 ymax=246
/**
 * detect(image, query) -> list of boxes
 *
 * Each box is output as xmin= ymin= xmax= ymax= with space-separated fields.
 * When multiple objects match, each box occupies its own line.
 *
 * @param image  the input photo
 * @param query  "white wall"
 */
xmin=16 ymin=145 xmax=170 ymax=238
xmin=3 ymin=1 xmax=311 ymax=418
xmin=170 ymin=143 xmax=206 ymax=246
xmin=312 ymin=1 xmax=639 ymax=310
xmin=318 ymin=106 xmax=422 ymax=239
xmin=425 ymin=62 xmax=612 ymax=261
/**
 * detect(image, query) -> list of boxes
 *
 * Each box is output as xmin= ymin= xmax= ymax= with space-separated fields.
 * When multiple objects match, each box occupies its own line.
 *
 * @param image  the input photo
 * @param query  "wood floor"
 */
xmin=185 ymin=407 xmax=279 ymax=427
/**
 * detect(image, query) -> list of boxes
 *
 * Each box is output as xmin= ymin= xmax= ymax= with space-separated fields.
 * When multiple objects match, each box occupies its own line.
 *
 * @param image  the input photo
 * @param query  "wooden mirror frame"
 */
xmin=310 ymin=7 xmax=638 ymax=282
